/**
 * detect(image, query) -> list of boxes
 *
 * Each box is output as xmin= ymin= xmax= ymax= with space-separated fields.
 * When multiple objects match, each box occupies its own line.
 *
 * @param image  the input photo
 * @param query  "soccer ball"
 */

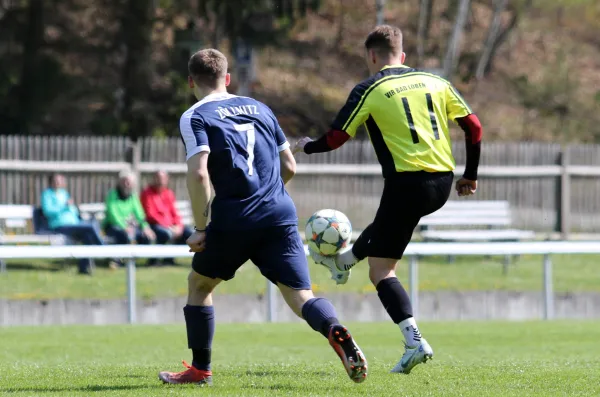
xmin=305 ymin=209 xmax=352 ymax=256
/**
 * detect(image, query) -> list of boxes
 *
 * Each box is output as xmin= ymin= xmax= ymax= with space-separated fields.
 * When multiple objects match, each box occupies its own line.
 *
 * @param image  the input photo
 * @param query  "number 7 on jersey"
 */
xmin=234 ymin=123 xmax=256 ymax=176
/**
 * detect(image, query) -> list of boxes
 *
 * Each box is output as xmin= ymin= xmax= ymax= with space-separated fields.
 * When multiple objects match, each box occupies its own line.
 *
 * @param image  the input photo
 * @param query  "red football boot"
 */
xmin=158 ymin=360 xmax=213 ymax=386
xmin=327 ymin=324 xmax=368 ymax=383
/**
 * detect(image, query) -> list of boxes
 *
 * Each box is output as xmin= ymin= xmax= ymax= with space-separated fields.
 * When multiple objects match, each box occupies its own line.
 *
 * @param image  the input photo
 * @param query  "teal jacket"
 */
xmin=41 ymin=188 xmax=80 ymax=229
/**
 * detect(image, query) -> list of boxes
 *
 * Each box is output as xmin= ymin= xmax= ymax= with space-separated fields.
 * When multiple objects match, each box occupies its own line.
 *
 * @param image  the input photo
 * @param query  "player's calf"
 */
xmin=372 ymin=267 xmax=432 ymax=374
xmin=159 ymin=272 xmax=220 ymax=387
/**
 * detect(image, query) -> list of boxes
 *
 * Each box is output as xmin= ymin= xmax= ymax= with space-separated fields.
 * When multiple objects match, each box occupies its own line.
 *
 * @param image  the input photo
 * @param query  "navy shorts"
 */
xmin=191 ymin=224 xmax=312 ymax=290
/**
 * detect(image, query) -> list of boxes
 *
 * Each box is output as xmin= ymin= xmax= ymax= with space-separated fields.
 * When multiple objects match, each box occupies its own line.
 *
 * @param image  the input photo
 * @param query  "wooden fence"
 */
xmin=1 ymin=135 xmax=600 ymax=234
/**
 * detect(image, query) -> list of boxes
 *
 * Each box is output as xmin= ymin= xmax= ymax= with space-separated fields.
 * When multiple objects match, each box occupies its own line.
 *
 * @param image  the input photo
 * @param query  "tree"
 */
xmin=197 ymin=0 xmax=321 ymax=48
xmin=117 ymin=0 xmax=156 ymax=142
xmin=475 ymin=0 xmax=507 ymax=80
xmin=416 ymin=0 xmax=434 ymax=66
xmin=195 ymin=0 xmax=321 ymax=97
xmin=442 ymin=0 xmax=471 ymax=78
xmin=474 ymin=0 xmax=532 ymax=80
xmin=15 ymin=0 xmax=44 ymax=134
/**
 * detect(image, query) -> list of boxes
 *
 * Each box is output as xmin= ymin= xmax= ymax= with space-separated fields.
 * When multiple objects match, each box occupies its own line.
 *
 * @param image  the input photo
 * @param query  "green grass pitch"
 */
xmin=1 ymin=321 xmax=599 ymax=396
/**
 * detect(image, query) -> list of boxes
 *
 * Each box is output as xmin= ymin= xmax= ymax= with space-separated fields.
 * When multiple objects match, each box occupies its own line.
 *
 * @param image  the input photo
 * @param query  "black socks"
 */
xmin=376 ymin=277 xmax=413 ymax=324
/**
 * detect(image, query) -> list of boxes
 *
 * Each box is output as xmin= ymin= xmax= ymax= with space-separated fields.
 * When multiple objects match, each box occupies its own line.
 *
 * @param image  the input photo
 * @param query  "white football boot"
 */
xmin=390 ymin=338 xmax=434 ymax=374
xmin=308 ymin=247 xmax=351 ymax=285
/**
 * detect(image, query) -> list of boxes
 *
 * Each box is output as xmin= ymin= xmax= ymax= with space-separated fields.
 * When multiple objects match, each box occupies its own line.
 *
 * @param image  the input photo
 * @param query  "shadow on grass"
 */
xmin=245 ymin=369 xmax=331 ymax=377
xmin=244 ymin=383 xmax=299 ymax=392
xmin=1 ymin=384 xmax=158 ymax=393
xmin=113 ymin=374 xmax=152 ymax=379
xmin=243 ymin=382 xmax=343 ymax=393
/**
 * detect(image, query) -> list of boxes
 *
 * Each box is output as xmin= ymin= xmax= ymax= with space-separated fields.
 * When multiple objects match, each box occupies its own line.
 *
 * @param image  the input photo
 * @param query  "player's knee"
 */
xmin=293 ymin=289 xmax=315 ymax=312
xmin=368 ymin=257 xmax=397 ymax=285
xmin=188 ymin=271 xmax=217 ymax=294
xmin=278 ymin=285 xmax=314 ymax=317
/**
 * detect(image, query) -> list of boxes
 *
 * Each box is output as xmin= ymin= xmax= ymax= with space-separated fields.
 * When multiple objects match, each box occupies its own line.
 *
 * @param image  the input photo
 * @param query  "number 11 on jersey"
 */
xmin=401 ymin=93 xmax=440 ymax=144
xmin=234 ymin=123 xmax=256 ymax=175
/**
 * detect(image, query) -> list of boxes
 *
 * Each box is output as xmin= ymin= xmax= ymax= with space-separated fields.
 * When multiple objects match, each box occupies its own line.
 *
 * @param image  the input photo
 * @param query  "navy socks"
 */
xmin=301 ymin=297 xmax=340 ymax=337
xmin=183 ymin=299 xmax=342 ymax=370
xmin=183 ymin=305 xmax=215 ymax=371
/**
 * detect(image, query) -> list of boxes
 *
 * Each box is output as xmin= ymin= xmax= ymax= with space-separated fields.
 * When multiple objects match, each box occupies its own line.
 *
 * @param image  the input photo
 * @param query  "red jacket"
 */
xmin=140 ymin=186 xmax=182 ymax=227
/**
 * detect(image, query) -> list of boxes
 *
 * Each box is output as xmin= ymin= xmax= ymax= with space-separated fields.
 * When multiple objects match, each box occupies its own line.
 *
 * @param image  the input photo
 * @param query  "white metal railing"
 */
xmin=2 ymin=159 xmax=600 ymax=176
xmin=1 ymin=241 xmax=600 ymax=322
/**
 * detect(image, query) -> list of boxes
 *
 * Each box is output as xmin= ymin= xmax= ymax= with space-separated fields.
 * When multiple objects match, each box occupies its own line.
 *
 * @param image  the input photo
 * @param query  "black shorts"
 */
xmin=191 ymin=224 xmax=312 ymax=290
xmin=358 ymin=171 xmax=453 ymax=260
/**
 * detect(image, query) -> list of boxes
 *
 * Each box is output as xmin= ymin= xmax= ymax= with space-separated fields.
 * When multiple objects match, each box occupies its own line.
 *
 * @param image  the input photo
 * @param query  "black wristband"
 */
xmin=304 ymin=135 xmax=332 ymax=154
xmin=194 ymin=226 xmax=206 ymax=232
xmin=463 ymin=141 xmax=481 ymax=181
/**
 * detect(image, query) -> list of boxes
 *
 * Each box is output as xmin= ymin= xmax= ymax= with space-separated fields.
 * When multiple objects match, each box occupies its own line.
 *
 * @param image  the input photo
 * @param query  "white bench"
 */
xmin=0 ymin=205 xmax=68 ymax=245
xmin=418 ymin=200 xmax=535 ymax=266
xmin=0 ymin=200 xmax=194 ymax=273
xmin=419 ymin=201 xmax=535 ymax=240
xmin=0 ymin=201 xmax=192 ymax=241
xmin=0 ymin=205 xmax=66 ymax=272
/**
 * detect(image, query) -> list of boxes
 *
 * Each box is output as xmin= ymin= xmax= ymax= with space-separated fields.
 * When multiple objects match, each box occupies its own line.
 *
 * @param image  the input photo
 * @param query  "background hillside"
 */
xmin=253 ymin=0 xmax=600 ymax=142
xmin=0 ymin=0 xmax=598 ymax=142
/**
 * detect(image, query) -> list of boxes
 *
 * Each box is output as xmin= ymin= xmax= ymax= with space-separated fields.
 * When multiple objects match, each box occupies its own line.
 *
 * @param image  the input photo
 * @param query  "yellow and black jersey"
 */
xmin=331 ymin=64 xmax=473 ymax=178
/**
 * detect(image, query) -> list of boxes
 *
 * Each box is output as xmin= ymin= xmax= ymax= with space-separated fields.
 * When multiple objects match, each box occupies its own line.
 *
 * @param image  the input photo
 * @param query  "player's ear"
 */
xmin=188 ymin=76 xmax=194 ymax=89
xmin=401 ymin=52 xmax=406 ymax=64
xmin=225 ymin=73 xmax=231 ymax=87
xmin=369 ymin=49 xmax=377 ymax=65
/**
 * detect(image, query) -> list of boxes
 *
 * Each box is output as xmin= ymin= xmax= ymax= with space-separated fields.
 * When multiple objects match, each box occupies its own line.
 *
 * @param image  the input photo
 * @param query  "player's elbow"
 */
xmin=188 ymin=169 xmax=210 ymax=185
xmin=279 ymin=148 xmax=297 ymax=182
xmin=281 ymin=163 xmax=296 ymax=184
xmin=186 ymin=152 xmax=210 ymax=185
xmin=282 ymin=159 xmax=296 ymax=177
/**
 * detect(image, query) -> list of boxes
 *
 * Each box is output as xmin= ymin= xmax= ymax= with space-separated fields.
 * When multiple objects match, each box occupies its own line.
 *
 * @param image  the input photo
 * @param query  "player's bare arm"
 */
xmin=185 ymin=151 xmax=211 ymax=252
xmin=279 ymin=147 xmax=297 ymax=184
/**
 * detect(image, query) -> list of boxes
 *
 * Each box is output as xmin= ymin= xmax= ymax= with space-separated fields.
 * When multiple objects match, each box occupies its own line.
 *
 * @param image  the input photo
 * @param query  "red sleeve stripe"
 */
xmin=460 ymin=114 xmax=482 ymax=144
xmin=326 ymin=129 xmax=351 ymax=149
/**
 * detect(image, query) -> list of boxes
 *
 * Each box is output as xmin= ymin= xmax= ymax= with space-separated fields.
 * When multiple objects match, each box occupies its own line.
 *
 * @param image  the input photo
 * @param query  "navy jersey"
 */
xmin=179 ymin=92 xmax=297 ymax=230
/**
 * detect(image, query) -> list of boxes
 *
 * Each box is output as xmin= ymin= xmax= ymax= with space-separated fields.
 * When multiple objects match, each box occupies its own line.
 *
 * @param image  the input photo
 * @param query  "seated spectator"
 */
xmin=103 ymin=171 xmax=156 ymax=248
xmin=41 ymin=173 xmax=105 ymax=275
xmin=141 ymin=171 xmax=193 ymax=265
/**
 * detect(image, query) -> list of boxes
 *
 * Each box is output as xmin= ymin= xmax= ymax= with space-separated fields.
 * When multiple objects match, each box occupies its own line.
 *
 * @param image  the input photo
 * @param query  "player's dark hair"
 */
xmin=188 ymin=49 xmax=228 ymax=88
xmin=364 ymin=25 xmax=403 ymax=56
